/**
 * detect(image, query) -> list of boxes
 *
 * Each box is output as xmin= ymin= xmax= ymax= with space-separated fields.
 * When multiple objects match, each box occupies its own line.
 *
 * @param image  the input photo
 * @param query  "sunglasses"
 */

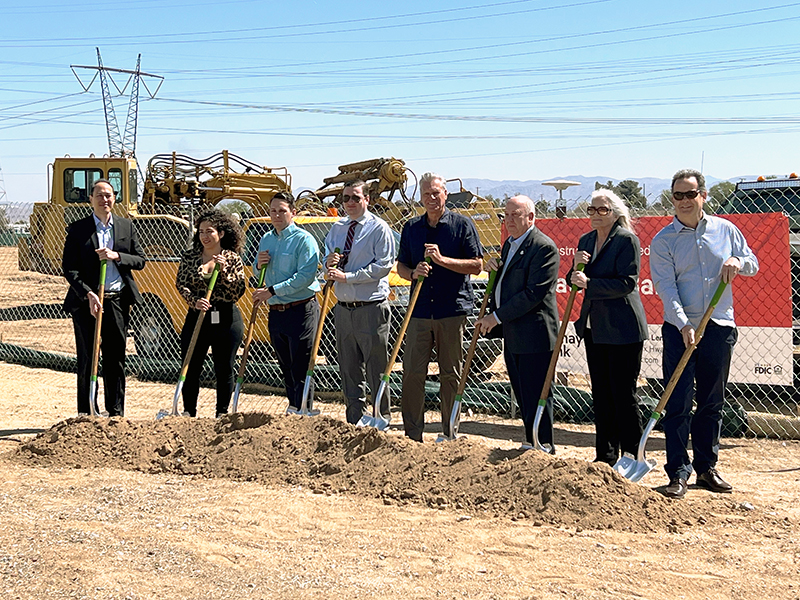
xmin=672 ymin=189 xmax=702 ymax=201
xmin=587 ymin=206 xmax=611 ymax=216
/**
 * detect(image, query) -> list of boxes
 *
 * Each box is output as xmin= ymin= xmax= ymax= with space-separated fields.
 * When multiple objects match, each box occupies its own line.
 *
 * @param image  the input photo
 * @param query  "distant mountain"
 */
xmin=458 ymin=175 xmax=725 ymax=209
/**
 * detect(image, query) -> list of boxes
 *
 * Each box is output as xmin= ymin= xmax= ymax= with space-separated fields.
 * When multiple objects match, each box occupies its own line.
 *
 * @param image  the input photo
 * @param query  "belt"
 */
xmin=103 ymin=290 xmax=122 ymax=299
xmin=337 ymin=299 xmax=384 ymax=309
xmin=269 ymin=297 xmax=314 ymax=312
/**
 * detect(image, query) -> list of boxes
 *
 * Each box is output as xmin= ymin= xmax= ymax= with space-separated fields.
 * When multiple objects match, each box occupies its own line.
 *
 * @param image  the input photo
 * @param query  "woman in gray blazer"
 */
xmin=567 ymin=189 xmax=647 ymax=466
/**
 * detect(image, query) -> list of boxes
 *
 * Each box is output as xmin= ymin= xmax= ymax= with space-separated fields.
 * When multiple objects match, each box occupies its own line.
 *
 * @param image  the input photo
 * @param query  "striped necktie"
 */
xmin=338 ymin=220 xmax=358 ymax=270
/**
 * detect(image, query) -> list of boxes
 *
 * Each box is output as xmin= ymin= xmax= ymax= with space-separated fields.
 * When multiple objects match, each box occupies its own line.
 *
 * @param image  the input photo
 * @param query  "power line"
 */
xmin=153 ymin=96 xmax=800 ymax=126
xmin=0 ymin=0 xmax=608 ymax=44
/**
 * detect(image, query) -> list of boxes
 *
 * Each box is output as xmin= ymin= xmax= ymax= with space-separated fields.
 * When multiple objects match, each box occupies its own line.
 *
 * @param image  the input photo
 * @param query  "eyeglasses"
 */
xmin=672 ymin=190 xmax=702 ymax=201
xmin=342 ymin=195 xmax=363 ymax=204
xmin=587 ymin=206 xmax=611 ymax=216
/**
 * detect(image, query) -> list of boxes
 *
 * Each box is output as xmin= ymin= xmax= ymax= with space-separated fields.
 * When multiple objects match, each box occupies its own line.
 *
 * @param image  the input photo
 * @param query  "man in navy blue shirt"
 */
xmin=396 ymin=172 xmax=482 ymax=441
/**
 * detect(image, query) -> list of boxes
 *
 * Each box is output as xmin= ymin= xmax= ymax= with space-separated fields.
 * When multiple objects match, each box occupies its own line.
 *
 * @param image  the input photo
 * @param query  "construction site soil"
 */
xmin=16 ymin=413 xmax=699 ymax=534
xmin=1 ymin=361 xmax=799 ymax=600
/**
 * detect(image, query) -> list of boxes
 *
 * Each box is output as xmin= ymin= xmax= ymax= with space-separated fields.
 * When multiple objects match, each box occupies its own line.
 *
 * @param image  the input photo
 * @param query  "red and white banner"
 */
xmin=534 ymin=213 xmax=792 ymax=385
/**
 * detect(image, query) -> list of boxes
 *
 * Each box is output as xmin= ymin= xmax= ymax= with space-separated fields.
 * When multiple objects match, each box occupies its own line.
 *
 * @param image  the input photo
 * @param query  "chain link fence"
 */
xmin=1 ymin=180 xmax=799 ymax=440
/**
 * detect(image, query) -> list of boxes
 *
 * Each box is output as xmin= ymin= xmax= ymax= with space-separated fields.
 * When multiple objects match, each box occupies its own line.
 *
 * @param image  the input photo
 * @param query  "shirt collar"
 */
xmin=93 ymin=213 xmax=114 ymax=230
xmin=509 ymin=223 xmax=535 ymax=245
xmin=276 ymin=222 xmax=298 ymax=237
xmin=671 ymin=210 xmax=707 ymax=232
xmin=348 ymin=210 xmax=371 ymax=225
xmin=425 ymin=208 xmax=451 ymax=227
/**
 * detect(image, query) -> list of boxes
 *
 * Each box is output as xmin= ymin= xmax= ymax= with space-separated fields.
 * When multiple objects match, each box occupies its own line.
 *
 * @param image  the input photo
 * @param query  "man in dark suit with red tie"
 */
xmin=62 ymin=179 xmax=146 ymax=416
xmin=476 ymin=195 xmax=560 ymax=451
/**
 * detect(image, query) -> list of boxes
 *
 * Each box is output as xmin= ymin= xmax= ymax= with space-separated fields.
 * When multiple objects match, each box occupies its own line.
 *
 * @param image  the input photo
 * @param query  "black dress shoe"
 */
xmin=696 ymin=468 xmax=733 ymax=493
xmin=663 ymin=477 xmax=688 ymax=499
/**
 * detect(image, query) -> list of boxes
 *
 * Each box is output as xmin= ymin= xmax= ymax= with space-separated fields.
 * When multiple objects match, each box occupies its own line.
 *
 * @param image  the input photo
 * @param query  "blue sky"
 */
xmin=2 ymin=0 xmax=800 ymax=204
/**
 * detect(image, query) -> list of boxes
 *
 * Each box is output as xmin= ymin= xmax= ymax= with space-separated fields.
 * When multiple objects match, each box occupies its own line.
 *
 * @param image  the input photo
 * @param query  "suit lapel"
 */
xmin=87 ymin=217 xmax=100 ymax=250
xmin=499 ymin=239 xmax=511 ymax=275
xmin=504 ymin=227 xmax=534 ymax=273
xmin=593 ymin=221 xmax=620 ymax=263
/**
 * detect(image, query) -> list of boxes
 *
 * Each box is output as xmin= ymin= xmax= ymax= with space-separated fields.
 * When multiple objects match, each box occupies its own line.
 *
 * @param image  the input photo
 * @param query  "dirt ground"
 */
xmin=1 ymin=362 xmax=799 ymax=600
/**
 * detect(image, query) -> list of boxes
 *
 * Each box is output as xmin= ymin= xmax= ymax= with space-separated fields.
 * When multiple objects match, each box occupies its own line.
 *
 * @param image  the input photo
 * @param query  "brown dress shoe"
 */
xmin=663 ymin=477 xmax=688 ymax=499
xmin=696 ymin=468 xmax=733 ymax=493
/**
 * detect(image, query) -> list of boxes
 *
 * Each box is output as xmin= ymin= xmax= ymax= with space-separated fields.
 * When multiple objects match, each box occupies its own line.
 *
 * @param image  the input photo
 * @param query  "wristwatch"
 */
xmin=268 ymin=286 xmax=276 ymax=296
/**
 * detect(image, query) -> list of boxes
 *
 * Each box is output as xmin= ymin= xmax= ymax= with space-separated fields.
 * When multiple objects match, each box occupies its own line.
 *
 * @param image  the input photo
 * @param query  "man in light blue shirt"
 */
xmin=252 ymin=192 xmax=321 ymax=411
xmin=324 ymin=180 xmax=396 ymax=424
xmin=651 ymin=168 xmax=759 ymax=499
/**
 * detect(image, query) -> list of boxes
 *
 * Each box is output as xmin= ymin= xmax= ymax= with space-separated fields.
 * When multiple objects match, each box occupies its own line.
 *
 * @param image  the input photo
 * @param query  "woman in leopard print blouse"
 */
xmin=175 ymin=208 xmax=246 ymax=417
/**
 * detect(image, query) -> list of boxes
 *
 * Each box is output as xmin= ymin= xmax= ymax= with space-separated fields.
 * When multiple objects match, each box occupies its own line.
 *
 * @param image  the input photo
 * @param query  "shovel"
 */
xmin=157 ymin=263 xmax=220 ymax=419
xmin=289 ymin=247 xmax=341 ymax=417
xmin=531 ymin=263 xmax=585 ymax=452
xmin=88 ymin=259 xmax=108 ymax=418
xmin=231 ymin=265 xmax=267 ymax=413
xmin=357 ymin=257 xmax=430 ymax=430
xmin=613 ymin=280 xmax=728 ymax=482
xmin=436 ymin=265 xmax=499 ymax=442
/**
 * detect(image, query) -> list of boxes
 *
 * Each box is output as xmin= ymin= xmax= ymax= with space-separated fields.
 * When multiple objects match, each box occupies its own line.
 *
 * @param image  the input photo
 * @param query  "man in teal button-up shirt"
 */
xmin=252 ymin=192 xmax=321 ymax=411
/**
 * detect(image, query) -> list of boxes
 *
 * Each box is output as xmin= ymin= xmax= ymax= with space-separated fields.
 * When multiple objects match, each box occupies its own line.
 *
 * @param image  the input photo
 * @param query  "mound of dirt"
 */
xmin=16 ymin=413 xmax=704 ymax=532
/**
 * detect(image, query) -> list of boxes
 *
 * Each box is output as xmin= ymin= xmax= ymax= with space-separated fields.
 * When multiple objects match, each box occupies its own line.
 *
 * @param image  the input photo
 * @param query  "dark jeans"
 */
xmin=584 ymin=330 xmax=644 ymax=464
xmin=268 ymin=299 xmax=319 ymax=410
xmin=180 ymin=302 xmax=244 ymax=417
xmin=72 ymin=294 xmax=130 ymax=416
xmin=661 ymin=321 xmax=737 ymax=481
xmin=505 ymin=348 xmax=554 ymax=449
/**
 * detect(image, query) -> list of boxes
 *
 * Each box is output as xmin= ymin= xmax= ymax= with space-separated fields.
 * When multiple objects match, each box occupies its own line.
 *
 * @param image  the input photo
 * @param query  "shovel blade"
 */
xmin=231 ymin=381 xmax=243 ymax=414
xmin=356 ymin=414 xmax=375 ymax=428
xmin=297 ymin=407 xmax=321 ymax=417
xmin=155 ymin=408 xmax=171 ymax=420
xmin=613 ymin=453 xmax=657 ymax=483
xmin=531 ymin=403 xmax=551 ymax=454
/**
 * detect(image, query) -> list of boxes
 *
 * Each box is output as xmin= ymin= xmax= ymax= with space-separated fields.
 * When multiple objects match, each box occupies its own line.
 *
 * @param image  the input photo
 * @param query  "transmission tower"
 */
xmin=71 ymin=48 xmax=163 ymax=158
xmin=0 ymin=162 xmax=7 ymax=204
xmin=71 ymin=49 xmax=164 ymax=196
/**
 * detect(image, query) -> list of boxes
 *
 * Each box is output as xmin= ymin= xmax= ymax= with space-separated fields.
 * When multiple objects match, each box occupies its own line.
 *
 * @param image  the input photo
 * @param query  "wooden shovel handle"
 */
xmin=653 ymin=280 xmax=728 ymax=415
xmin=178 ymin=263 xmax=221 ymax=380
xmin=456 ymin=265 xmax=500 ymax=397
xmin=383 ymin=257 xmax=431 ymax=375
xmin=539 ymin=263 xmax=585 ymax=401
xmin=236 ymin=265 xmax=267 ymax=381
xmin=89 ymin=260 xmax=108 ymax=382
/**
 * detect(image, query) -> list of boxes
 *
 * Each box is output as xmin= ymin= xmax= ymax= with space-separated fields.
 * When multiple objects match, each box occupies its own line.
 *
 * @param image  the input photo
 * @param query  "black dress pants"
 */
xmin=584 ymin=329 xmax=644 ymax=465
xmin=505 ymin=348 xmax=554 ymax=449
xmin=72 ymin=294 xmax=130 ymax=416
xmin=267 ymin=299 xmax=319 ymax=410
xmin=180 ymin=302 xmax=244 ymax=417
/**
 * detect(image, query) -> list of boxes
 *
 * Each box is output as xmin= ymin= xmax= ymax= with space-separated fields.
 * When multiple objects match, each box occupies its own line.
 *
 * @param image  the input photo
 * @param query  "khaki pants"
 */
xmin=401 ymin=315 xmax=465 ymax=441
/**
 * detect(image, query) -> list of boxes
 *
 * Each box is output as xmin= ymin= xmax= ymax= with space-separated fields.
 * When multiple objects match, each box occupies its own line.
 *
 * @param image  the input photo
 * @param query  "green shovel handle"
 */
xmin=570 ymin=263 xmax=585 ymax=292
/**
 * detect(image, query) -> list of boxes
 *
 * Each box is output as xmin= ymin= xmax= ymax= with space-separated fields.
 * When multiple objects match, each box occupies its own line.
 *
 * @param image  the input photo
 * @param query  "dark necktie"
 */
xmin=338 ymin=220 xmax=359 ymax=270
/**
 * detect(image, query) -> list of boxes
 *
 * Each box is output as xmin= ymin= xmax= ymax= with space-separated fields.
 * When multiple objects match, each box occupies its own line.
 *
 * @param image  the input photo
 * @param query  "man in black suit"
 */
xmin=476 ymin=195 xmax=559 ymax=451
xmin=63 ymin=179 xmax=145 ymax=416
